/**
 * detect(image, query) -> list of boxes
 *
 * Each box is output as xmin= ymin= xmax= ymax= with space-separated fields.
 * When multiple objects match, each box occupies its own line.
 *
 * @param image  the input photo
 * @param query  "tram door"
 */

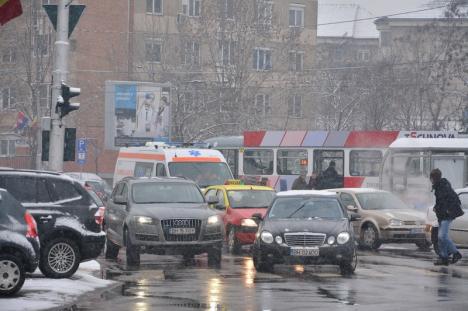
xmin=313 ymin=150 xmax=344 ymax=188
xmin=432 ymin=156 xmax=465 ymax=189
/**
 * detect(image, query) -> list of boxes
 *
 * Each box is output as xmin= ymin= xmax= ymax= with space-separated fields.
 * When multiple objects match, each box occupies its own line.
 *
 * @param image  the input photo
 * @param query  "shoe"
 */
xmin=452 ymin=252 xmax=462 ymax=264
xmin=434 ymin=258 xmax=449 ymax=266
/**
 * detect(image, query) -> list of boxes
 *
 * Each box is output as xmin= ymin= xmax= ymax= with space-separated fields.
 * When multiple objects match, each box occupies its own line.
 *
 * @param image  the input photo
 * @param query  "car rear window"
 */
xmin=0 ymin=176 xmax=37 ymax=203
xmin=48 ymin=178 xmax=82 ymax=202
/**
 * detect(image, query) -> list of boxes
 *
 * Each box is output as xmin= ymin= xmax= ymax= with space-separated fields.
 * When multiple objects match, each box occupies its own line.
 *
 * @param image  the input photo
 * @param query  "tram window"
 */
xmin=314 ymin=150 xmax=344 ymax=175
xmin=243 ymin=149 xmax=273 ymax=175
xmin=277 ymin=149 xmax=308 ymax=175
xmin=407 ymin=157 xmax=431 ymax=177
xmin=350 ymin=150 xmax=382 ymax=177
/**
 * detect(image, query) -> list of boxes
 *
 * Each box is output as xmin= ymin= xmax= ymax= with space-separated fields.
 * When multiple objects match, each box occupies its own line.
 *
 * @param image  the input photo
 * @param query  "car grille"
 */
xmin=403 ymin=221 xmax=417 ymax=226
xmin=161 ymin=219 xmax=201 ymax=242
xmin=284 ymin=233 xmax=326 ymax=247
xmin=135 ymin=233 xmax=159 ymax=242
xmin=203 ymin=233 xmax=223 ymax=241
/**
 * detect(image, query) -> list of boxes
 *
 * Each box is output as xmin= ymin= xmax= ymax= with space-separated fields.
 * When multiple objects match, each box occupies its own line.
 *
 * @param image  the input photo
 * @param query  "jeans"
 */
xmin=438 ymin=220 xmax=458 ymax=259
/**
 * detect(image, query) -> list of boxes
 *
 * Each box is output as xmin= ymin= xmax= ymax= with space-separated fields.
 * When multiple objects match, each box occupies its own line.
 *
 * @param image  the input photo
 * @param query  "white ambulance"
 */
xmin=113 ymin=143 xmax=234 ymax=188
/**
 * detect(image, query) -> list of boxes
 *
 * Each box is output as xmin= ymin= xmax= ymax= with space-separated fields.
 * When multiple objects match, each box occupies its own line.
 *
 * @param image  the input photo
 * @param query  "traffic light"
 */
xmin=57 ymin=82 xmax=80 ymax=118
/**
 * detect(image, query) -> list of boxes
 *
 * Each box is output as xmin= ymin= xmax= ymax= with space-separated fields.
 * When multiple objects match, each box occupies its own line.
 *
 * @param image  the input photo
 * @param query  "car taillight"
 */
xmin=95 ymin=206 xmax=105 ymax=225
xmin=24 ymin=211 xmax=38 ymax=239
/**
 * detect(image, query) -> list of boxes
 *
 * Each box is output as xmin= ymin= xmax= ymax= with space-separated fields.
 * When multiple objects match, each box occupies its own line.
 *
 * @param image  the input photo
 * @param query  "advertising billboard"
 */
xmin=105 ymin=81 xmax=171 ymax=149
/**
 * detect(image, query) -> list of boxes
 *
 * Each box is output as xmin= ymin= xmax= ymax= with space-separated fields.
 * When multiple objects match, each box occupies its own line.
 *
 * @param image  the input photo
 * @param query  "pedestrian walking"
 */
xmin=430 ymin=169 xmax=464 ymax=266
xmin=292 ymin=170 xmax=308 ymax=190
xmin=316 ymin=161 xmax=339 ymax=190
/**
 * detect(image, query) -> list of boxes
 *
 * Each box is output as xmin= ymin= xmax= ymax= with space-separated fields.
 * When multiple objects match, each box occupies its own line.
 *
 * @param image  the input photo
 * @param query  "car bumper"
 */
xmin=26 ymin=237 xmax=40 ymax=273
xmin=380 ymin=227 xmax=426 ymax=243
xmin=80 ymin=231 xmax=106 ymax=261
xmin=254 ymin=242 xmax=355 ymax=265
xmin=235 ymin=227 xmax=258 ymax=244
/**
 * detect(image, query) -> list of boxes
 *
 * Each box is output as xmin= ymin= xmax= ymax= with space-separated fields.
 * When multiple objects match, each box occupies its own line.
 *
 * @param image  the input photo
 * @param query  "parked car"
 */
xmin=252 ymin=190 xmax=358 ymax=275
xmin=0 ymin=188 xmax=39 ymax=296
xmin=0 ymin=169 xmax=106 ymax=278
xmin=104 ymin=177 xmax=224 ymax=266
xmin=331 ymin=188 xmax=428 ymax=250
xmin=65 ymin=172 xmax=112 ymax=201
xmin=204 ymin=182 xmax=275 ymax=254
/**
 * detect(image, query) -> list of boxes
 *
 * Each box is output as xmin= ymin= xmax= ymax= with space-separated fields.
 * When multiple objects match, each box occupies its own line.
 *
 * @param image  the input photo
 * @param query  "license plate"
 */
xmin=410 ymin=228 xmax=424 ymax=234
xmin=169 ymin=228 xmax=196 ymax=235
xmin=290 ymin=247 xmax=319 ymax=257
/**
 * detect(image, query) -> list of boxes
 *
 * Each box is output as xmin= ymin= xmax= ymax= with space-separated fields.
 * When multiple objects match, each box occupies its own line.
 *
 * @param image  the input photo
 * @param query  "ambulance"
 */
xmin=113 ymin=143 xmax=234 ymax=188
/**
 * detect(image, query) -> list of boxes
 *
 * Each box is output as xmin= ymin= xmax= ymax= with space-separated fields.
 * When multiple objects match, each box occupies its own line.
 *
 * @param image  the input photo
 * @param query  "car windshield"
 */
xmin=227 ymin=190 xmax=275 ymax=208
xmin=132 ymin=182 xmax=205 ymax=204
xmin=356 ymin=192 xmax=409 ymax=210
xmin=168 ymin=162 xmax=233 ymax=188
xmin=268 ymin=197 xmax=344 ymax=219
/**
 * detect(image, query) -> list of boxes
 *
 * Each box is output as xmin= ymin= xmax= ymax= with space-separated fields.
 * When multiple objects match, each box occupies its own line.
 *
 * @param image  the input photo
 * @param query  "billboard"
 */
xmin=105 ymin=81 xmax=171 ymax=149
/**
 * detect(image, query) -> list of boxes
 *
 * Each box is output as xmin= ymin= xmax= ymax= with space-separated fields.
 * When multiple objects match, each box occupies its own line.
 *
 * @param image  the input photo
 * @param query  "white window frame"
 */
xmin=0 ymin=140 xmax=16 ymax=157
xmin=184 ymin=40 xmax=200 ymax=66
xmin=33 ymin=33 xmax=50 ymax=57
xmin=256 ymin=0 xmax=273 ymax=26
xmin=1 ymin=88 xmax=15 ymax=110
xmin=182 ymin=0 xmax=201 ymax=17
xmin=145 ymin=39 xmax=162 ymax=63
xmin=289 ymin=4 xmax=304 ymax=28
xmin=146 ymin=0 xmax=163 ymax=15
xmin=255 ymin=94 xmax=271 ymax=117
xmin=288 ymin=50 xmax=304 ymax=72
xmin=219 ymin=40 xmax=236 ymax=66
xmin=221 ymin=0 xmax=234 ymax=19
xmin=1 ymin=47 xmax=16 ymax=64
xmin=253 ymin=48 xmax=272 ymax=71
xmin=357 ymin=49 xmax=370 ymax=62
xmin=288 ymin=94 xmax=302 ymax=118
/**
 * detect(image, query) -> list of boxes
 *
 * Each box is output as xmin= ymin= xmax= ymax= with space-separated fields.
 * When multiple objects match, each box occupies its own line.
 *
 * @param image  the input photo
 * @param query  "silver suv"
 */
xmin=104 ymin=177 xmax=224 ymax=266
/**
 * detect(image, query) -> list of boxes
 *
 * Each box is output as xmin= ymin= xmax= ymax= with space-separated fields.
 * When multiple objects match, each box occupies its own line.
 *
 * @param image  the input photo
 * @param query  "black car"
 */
xmin=252 ymin=191 xmax=358 ymax=275
xmin=0 ymin=188 xmax=39 ymax=296
xmin=105 ymin=177 xmax=224 ymax=266
xmin=0 ymin=169 xmax=105 ymax=278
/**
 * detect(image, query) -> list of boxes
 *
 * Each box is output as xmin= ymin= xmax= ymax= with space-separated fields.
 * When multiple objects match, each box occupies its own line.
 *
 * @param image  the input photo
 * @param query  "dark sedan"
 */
xmin=252 ymin=190 xmax=358 ymax=275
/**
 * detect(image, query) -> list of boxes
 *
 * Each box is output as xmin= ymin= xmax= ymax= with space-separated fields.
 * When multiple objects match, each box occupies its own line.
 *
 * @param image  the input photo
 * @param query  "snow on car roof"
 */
xmin=389 ymin=138 xmax=468 ymax=150
xmin=327 ymin=188 xmax=385 ymax=194
xmin=276 ymin=190 xmax=336 ymax=197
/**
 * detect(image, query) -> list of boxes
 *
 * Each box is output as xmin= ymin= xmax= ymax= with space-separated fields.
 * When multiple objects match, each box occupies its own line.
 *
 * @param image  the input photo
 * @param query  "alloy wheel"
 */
xmin=48 ymin=242 xmax=76 ymax=274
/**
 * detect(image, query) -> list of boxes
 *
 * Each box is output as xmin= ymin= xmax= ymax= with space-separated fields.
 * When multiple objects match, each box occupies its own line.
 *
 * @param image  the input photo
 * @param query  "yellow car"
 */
xmin=204 ymin=182 xmax=276 ymax=254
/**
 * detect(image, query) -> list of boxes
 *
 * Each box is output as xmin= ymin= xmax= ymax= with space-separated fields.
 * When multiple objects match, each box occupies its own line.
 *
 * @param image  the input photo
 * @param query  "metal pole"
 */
xmin=49 ymin=0 xmax=69 ymax=172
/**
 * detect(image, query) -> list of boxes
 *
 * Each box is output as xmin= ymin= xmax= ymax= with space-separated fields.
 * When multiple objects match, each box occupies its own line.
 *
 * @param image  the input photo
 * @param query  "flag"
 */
xmin=0 ymin=0 xmax=22 ymax=26
xmin=15 ymin=111 xmax=29 ymax=131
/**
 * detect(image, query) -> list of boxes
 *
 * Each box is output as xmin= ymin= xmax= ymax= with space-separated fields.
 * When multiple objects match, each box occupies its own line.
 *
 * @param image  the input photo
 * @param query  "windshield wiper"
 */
xmin=287 ymin=202 xmax=307 ymax=218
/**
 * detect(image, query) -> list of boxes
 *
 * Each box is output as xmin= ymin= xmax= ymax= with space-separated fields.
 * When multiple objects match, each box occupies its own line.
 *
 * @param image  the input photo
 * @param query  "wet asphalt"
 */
xmin=75 ymin=246 xmax=468 ymax=311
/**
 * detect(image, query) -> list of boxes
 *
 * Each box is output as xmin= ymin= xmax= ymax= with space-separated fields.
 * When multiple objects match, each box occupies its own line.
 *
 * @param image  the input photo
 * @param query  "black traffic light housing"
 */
xmin=57 ymin=82 xmax=80 ymax=118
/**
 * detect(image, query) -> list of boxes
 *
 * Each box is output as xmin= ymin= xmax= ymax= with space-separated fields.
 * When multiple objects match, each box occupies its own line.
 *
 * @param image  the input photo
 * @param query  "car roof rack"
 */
xmin=0 ymin=168 xmax=62 ymax=176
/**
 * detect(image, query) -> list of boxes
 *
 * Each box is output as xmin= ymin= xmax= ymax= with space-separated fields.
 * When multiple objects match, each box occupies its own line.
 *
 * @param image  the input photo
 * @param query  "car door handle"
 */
xmin=40 ymin=215 xmax=53 ymax=220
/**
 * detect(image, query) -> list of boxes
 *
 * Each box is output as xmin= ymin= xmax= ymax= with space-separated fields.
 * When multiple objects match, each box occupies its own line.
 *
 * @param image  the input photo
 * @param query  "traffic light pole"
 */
xmin=49 ymin=0 xmax=69 ymax=172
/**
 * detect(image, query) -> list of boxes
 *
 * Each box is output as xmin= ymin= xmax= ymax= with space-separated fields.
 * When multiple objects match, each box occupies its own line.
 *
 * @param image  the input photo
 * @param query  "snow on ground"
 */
xmin=1 ymin=260 xmax=113 ymax=311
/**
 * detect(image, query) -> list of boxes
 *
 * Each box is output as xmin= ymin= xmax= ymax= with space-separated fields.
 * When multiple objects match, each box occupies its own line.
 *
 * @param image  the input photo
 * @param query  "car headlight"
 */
xmin=134 ymin=216 xmax=153 ymax=225
xmin=337 ymin=232 xmax=350 ymax=244
xmin=275 ymin=235 xmax=283 ymax=244
xmin=241 ymin=218 xmax=258 ymax=227
xmin=389 ymin=219 xmax=403 ymax=226
xmin=207 ymin=215 xmax=220 ymax=225
xmin=327 ymin=236 xmax=336 ymax=245
xmin=260 ymin=231 xmax=274 ymax=244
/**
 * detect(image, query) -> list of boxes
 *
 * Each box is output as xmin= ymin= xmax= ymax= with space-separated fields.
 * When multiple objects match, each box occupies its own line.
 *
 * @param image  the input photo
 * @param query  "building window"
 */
xmin=145 ymin=40 xmax=162 ymax=63
xmin=0 ymin=140 xmax=16 ymax=157
xmin=219 ymin=40 xmax=236 ymax=66
xmin=184 ymin=40 xmax=200 ymax=66
xmin=33 ymin=34 xmax=50 ymax=57
xmin=289 ymin=5 xmax=304 ymax=28
xmin=182 ymin=0 xmax=200 ymax=17
xmin=380 ymin=31 xmax=392 ymax=47
xmin=1 ymin=88 xmax=15 ymax=110
xmin=253 ymin=48 xmax=272 ymax=71
xmin=256 ymin=0 xmax=273 ymax=26
xmin=255 ymin=94 xmax=271 ymax=116
xmin=220 ymin=0 xmax=234 ymax=19
xmin=288 ymin=51 xmax=303 ymax=71
xmin=146 ymin=0 xmax=163 ymax=15
xmin=2 ymin=47 xmax=16 ymax=64
xmin=357 ymin=50 xmax=370 ymax=62
xmin=38 ymin=84 xmax=49 ymax=110
xmin=288 ymin=95 xmax=302 ymax=118
xmin=243 ymin=149 xmax=274 ymax=175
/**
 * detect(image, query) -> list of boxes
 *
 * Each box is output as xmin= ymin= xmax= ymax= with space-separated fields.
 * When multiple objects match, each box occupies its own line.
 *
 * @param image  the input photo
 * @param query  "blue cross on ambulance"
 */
xmin=113 ymin=142 xmax=233 ymax=190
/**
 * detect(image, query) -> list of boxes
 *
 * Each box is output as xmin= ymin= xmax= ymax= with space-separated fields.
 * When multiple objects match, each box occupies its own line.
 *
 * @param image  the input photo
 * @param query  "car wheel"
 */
xmin=253 ymin=251 xmax=273 ymax=273
xmin=105 ymin=235 xmax=120 ymax=260
xmin=360 ymin=224 xmax=381 ymax=250
xmin=125 ymin=229 xmax=140 ymax=266
xmin=415 ymin=240 xmax=432 ymax=251
xmin=207 ymin=245 xmax=222 ymax=267
xmin=39 ymin=237 xmax=81 ymax=279
xmin=339 ymin=249 xmax=357 ymax=276
xmin=0 ymin=254 xmax=26 ymax=296
xmin=228 ymin=227 xmax=242 ymax=255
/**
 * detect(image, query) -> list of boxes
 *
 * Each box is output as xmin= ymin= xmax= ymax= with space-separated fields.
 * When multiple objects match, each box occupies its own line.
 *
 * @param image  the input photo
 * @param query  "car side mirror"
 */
xmin=347 ymin=205 xmax=358 ymax=212
xmin=349 ymin=213 xmax=361 ymax=222
xmin=206 ymin=196 xmax=219 ymax=205
xmin=114 ymin=195 xmax=127 ymax=205
xmin=252 ymin=213 xmax=263 ymax=223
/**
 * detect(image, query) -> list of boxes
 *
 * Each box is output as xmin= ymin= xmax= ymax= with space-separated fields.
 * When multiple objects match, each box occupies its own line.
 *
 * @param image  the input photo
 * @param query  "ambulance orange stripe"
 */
xmin=172 ymin=157 xmax=221 ymax=162
xmin=119 ymin=152 xmax=165 ymax=161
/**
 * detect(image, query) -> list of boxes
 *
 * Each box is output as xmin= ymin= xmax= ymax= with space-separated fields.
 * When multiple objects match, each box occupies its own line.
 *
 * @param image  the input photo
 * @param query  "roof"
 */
xmin=276 ymin=190 xmax=336 ymax=197
xmin=124 ymin=177 xmax=196 ymax=184
xmin=204 ymin=136 xmax=243 ymax=148
xmin=65 ymin=172 xmax=103 ymax=181
xmin=389 ymin=138 xmax=468 ymax=150
xmin=327 ymin=188 xmax=385 ymax=194
xmin=318 ymin=1 xmax=379 ymax=38
xmin=456 ymin=188 xmax=468 ymax=194
xmin=205 ymin=185 xmax=274 ymax=191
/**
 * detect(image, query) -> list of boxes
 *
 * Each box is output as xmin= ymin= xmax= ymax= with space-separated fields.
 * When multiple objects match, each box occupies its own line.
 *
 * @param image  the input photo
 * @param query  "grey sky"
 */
xmin=349 ymin=0 xmax=433 ymax=16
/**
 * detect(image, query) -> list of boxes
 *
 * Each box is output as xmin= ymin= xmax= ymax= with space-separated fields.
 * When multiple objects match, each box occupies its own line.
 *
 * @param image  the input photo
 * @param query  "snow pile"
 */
xmin=1 ymin=260 xmax=113 ymax=311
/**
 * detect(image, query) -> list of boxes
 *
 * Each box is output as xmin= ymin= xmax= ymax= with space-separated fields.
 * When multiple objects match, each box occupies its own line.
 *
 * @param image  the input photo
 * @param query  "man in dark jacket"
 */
xmin=292 ymin=170 xmax=308 ymax=190
xmin=431 ymin=169 xmax=464 ymax=266
xmin=316 ymin=161 xmax=339 ymax=190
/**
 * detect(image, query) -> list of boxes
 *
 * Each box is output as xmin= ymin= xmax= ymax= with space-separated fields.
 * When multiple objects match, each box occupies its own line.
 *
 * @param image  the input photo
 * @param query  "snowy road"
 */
xmin=1 ymin=261 xmax=114 ymax=311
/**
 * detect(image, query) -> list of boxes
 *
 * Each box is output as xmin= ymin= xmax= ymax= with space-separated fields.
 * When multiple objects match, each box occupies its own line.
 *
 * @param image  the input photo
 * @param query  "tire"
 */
xmin=339 ymin=249 xmax=358 ymax=276
xmin=207 ymin=245 xmax=222 ymax=267
xmin=415 ymin=240 xmax=432 ymax=251
xmin=125 ymin=229 xmax=140 ymax=266
xmin=105 ymin=235 xmax=120 ymax=260
xmin=39 ymin=237 xmax=81 ymax=278
xmin=227 ymin=227 xmax=242 ymax=255
xmin=253 ymin=250 xmax=273 ymax=273
xmin=0 ymin=254 xmax=26 ymax=296
xmin=360 ymin=224 xmax=381 ymax=250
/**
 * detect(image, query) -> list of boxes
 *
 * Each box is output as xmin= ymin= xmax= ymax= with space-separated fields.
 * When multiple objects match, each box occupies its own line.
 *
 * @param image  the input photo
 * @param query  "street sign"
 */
xmin=77 ymin=138 xmax=87 ymax=166
xmin=43 ymin=4 xmax=86 ymax=38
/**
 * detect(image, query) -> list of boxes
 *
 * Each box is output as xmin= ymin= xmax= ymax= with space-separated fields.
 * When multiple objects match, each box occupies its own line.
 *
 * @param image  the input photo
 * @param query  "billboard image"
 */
xmin=106 ymin=81 xmax=171 ymax=148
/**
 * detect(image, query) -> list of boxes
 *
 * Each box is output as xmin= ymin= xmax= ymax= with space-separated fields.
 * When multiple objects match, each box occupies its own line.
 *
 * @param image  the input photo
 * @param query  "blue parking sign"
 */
xmin=77 ymin=138 xmax=87 ymax=165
